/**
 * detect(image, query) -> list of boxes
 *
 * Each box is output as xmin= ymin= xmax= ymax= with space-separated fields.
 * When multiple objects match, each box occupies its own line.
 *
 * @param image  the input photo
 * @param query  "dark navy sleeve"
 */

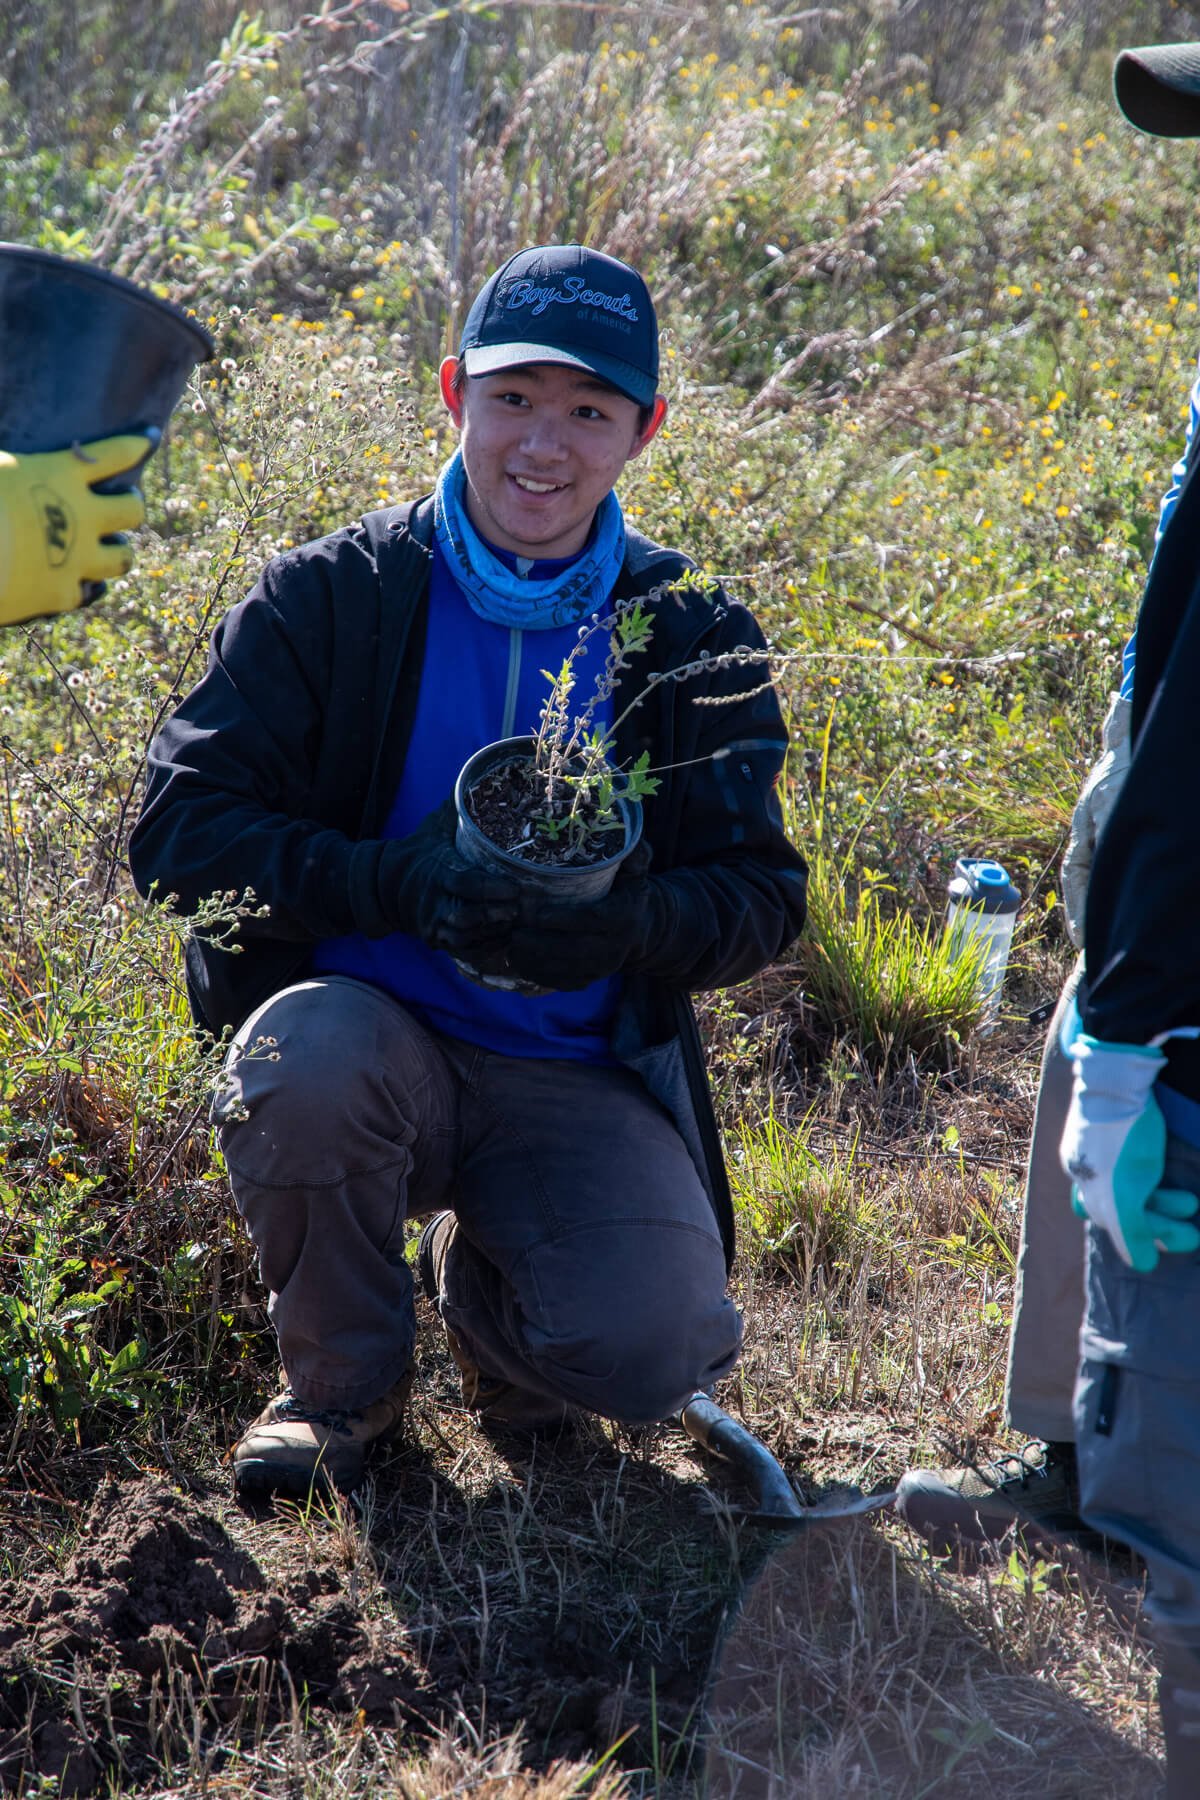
xmin=1083 ymin=555 xmax=1200 ymax=1044
xmin=642 ymin=599 xmax=807 ymax=991
xmin=129 ymin=543 xmax=407 ymax=944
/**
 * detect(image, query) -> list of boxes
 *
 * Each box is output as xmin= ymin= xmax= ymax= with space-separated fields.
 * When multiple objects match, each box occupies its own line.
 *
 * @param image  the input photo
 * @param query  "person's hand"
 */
xmin=1059 ymin=1031 xmax=1200 ymax=1271
xmin=482 ymin=841 xmax=668 ymax=991
xmin=387 ymin=799 xmax=519 ymax=956
xmin=0 ymin=435 xmax=153 ymax=626
xmin=1061 ymin=691 xmax=1131 ymax=949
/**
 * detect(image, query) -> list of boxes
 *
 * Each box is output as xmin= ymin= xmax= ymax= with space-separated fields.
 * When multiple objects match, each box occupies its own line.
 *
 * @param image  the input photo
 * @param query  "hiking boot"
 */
xmin=418 ymin=1211 xmax=571 ymax=1435
xmin=895 ymin=1439 xmax=1118 ymax=1559
xmin=231 ymin=1371 xmax=412 ymax=1499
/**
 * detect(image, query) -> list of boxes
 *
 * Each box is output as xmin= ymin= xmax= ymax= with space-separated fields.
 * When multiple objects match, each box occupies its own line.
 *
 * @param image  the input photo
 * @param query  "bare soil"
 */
xmin=466 ymin=754 xmax=625 ymax=868
xmin=0 ymin=1343 xmax=1161 ymax=1799
xmin=0 ymin=1351 xmax=750 ymax=1796
xmin=0 ymin=964 xmax=1170 ymax=1796
xmin=0 ymin=1477 xmax=436 ymax=1794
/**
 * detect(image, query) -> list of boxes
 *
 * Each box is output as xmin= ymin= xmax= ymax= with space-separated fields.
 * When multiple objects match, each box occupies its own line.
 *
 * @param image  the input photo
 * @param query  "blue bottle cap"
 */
xmin=949 ymin=858 xmax=1020 ymax=914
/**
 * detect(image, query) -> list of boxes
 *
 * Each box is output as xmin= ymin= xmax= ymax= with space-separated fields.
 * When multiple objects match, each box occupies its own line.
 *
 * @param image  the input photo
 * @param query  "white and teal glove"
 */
xmin=1059 ymin=1031 xmax=1200 ymax=1272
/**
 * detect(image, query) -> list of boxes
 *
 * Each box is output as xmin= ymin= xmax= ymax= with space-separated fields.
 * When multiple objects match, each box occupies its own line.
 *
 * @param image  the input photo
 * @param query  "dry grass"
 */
xmin=703 ymin=1523 xmax=1156 ymax=1797
xmin=0 ymin=954 xmax=1168 ymax=1797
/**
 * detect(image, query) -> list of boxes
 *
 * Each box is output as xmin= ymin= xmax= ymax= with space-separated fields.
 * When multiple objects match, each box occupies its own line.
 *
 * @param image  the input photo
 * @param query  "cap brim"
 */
xmin=1115 ymin=43 xmax=1200 ymax=136
xmin=461 ymin=340 xmax=656 ymax=407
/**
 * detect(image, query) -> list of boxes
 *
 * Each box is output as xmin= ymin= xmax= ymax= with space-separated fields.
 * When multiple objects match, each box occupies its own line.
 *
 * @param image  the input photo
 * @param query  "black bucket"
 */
xmin=0 ymin=244 xmax=214 ymax=455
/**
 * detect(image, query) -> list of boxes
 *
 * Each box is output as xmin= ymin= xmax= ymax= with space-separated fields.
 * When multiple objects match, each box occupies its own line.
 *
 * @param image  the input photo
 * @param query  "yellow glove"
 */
xmin=0 ymin=435 xmax=150 ymax=627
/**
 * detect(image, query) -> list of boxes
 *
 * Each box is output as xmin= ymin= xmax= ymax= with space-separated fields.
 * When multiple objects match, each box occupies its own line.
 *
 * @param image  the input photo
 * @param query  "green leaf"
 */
xmin=107 ymin=1340 xmax=146 ymax=1379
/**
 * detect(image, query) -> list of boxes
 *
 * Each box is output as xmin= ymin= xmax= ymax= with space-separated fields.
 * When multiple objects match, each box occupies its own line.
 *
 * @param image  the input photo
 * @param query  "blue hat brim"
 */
xmin=460 ymin=340 xmax=657 ymax=408
xmin=1115 ymin=43 xmax=1200 ymax=136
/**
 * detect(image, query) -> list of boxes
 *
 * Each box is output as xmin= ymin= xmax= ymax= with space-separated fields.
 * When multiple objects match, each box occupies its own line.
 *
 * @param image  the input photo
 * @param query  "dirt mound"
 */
xmin=0 ymin=1478 xmax=435 ymax=1795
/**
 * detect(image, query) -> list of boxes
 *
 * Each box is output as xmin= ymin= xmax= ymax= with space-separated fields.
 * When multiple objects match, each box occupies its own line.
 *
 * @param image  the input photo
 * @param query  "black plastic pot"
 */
xmin=453 ymin=735 xmax=643 ymax=993
xmin=0 ymin=244 xmax=214 ymax=456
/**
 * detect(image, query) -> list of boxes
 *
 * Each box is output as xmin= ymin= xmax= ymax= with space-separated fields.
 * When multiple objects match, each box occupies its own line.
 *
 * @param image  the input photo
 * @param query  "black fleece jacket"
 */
xmin=1084 ymin=420 xmax=1200 ymax=1096
xmin=129 ymin=498 xmax=808 ymax=1259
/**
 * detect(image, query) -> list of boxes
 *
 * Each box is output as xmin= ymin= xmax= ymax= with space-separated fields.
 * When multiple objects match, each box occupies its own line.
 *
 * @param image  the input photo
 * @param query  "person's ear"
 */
xmin=439 ymin=356 xmax=465 ymax=428
xmin=629 ymin=394 xmax=668 ymax=459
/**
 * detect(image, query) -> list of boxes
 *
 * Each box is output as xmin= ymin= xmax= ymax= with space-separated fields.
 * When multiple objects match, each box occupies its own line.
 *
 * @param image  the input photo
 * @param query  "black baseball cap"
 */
xmin=1115 ymin=42 xmax=1200 ymax=137
xmin=458 ymin=244 xmax=659 ymax=407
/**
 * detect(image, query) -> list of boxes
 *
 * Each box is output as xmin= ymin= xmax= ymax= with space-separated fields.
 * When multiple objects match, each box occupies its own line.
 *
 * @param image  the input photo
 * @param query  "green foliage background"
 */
xmin=3 ymin=0 xmax=1200 ymax=1450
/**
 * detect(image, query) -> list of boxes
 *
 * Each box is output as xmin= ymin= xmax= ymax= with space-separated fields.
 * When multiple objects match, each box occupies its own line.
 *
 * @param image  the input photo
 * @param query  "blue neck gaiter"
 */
xmin=433 ymin=447 xmax=625 ymax=630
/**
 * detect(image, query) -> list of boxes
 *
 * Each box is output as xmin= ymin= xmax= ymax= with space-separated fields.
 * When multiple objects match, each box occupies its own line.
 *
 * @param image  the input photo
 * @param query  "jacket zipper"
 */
xmin=502 ymin=629 xmax=523 ymax=739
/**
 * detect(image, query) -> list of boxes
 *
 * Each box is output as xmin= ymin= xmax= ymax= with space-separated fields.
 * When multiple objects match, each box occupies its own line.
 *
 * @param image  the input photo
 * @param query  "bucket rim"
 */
xmin=0 ymin=242 xmax=216 ymax=361
xmin=455 ymin=733 xmax=643 ymax=880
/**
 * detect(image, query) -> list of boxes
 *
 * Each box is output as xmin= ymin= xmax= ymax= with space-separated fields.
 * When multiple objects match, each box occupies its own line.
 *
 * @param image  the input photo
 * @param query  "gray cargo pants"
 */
xmin=212 ymin=976 xmax=742 ymax=1423
xmin=1076 ymin=1134 xmax=1200 ymax=1686
xmin=1003 ymin=957 xmax=1088 ymax=1443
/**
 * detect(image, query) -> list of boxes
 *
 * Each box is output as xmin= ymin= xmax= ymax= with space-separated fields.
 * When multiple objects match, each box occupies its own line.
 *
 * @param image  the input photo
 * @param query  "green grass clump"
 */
xmin=729 ymin=1104 xmax=878 ymax=1283
xmin=781 ymin=715 xmax=992 ymax=1069
xmin=799 ymin=845 xmax=991 ymax=1068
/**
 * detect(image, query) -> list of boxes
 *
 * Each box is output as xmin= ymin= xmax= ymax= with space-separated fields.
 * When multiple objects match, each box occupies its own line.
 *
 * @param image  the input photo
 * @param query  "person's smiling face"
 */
xmin=439 ymin=358 xmax=666 ymax=559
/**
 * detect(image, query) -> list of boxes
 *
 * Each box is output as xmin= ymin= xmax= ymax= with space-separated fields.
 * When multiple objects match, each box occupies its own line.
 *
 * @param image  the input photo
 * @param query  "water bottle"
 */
xmin=945 ymin=858 xmax=1020 ymax=1028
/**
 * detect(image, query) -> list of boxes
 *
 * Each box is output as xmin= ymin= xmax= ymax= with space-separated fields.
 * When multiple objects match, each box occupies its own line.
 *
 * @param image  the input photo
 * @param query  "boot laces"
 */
xmin=981 ymin=1441 xmax=1051 ymax=1491
xmin=274 ymin=1390 xmax=360 ymax=1434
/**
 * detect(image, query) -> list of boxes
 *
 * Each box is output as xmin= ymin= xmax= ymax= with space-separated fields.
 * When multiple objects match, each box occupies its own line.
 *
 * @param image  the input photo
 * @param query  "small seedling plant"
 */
xmin=463 ymin=588 xmax=771 ymax=868
xmin=462 ymin=598 xmax=661 ymax=867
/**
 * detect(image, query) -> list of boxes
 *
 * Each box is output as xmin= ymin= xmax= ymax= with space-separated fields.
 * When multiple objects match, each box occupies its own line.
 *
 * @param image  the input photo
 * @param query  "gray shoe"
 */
xmin=418 ymin=1212 xmax=571 ymax=1434
xmin=895 ymin=1440 xmax=1111 ymax=1557
xmin=232 ymin=1372 xmax=412 ymax=1499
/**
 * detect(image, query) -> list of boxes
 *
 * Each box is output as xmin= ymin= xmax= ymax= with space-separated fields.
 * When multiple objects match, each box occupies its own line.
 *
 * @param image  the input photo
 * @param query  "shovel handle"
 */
xmin=679 ymin=1392 xmax=808 ymax=1522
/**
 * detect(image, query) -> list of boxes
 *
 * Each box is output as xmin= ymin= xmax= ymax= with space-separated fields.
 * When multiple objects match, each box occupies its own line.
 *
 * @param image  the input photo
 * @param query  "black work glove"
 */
xmin=481 ymin=841 xmax=675 ymax=991
xmin=384 ymin=798 xmax=519 ymax=956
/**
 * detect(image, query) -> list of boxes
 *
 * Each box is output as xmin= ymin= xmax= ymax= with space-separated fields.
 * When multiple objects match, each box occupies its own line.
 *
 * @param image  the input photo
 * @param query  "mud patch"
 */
xmin=0 ymin=1478 xmax=435 ymax=1795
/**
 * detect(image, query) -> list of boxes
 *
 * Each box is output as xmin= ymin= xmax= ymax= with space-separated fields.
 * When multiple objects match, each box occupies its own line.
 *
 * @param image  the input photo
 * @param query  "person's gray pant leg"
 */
xmin=1004 ymin=956 xmax=1087 ymax=1442
xmin=214 ymin=976 xmax=457 ymax=1411
xmin=436 ymin=1044 xmax=742 ymax=1425
xmin=1075 ymin=1135 xmax=1200 ymax=1676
